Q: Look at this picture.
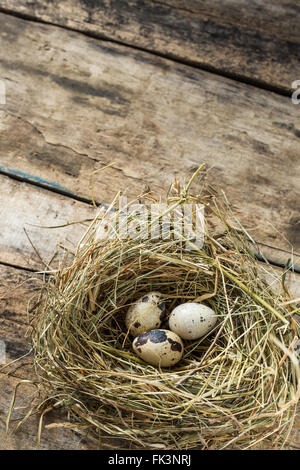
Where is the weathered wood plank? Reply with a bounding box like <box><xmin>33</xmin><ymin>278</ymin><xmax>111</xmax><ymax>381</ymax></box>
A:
<box><xmin>0</xmin><ymin>265</ymin><xmax>97</xmax><ymax>449</ymax></box>
<box><xmin>253</xmin><ymin>243</ymin><xmax>300</xmax><ymax>274</ymax></box>
<box><xmin>257</xmin><ymin>265</ymin><xmax>300</xmax><ymax>301</ymax></box>
<box><xmin>0</xmin><ymin>175</ymin><xmax>95</xmax><ymax>270</ymax></box>
<box><xmin>0</xmin><ymin>1</ymin><xmax>299</xmax><ymax>94</ymax></box>
<box><xmin>0</xmin><ymin>14</ymin><xmax>299</xmax><ymax>262</ymax></box>
<box><xmin>1</xmin><ymin>174</ymin><xmax>299</xmax><ymax>272</ymax></box>
<box><xmin>0</xmin><ymin>373</ymin><xmax>99</xmax><ymax>449</ymax></box>
<box><xmin>1</xmin><ymin>262</ymin><xmax>299</xmax><ymax>449</ymax></box>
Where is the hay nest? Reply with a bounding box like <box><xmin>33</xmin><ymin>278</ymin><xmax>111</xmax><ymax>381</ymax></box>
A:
<box><xmin>29</xmin><ymin>167</ymin><xmax>299</xmax><ymax>450</ymax></box>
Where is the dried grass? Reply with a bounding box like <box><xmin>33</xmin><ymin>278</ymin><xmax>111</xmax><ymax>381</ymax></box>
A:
<box><xmin>21</xmin><ymin>167</ymin><xmax>300</xmax><ymax>449</ymax></box>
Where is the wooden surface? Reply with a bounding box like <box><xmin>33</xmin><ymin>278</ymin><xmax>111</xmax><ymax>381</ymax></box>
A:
<box><xmin>0</xmin><ymin>175</ymin><xmax>95</xmax><ymax>270</ymax></box>
<box><xmin>0</xmin><ymin>0</ymin><xmax>299</xmax><ymax>94</ymax></box>
<box><xmin>0</xmin><ymin>1</ymin><xmax>299</xmax><ymax>450</ymax></box>
<box><xmin>0</xmin><ymin>265</ymin><xmax>98</xmax><ymax>450</ymax></box>
<box><xmin>0</xmin><ymin>13</ymin><xmax>299</xmax><ymax>265</ymax></box>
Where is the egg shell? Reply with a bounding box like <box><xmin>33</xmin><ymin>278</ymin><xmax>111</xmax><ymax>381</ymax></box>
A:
<box><xmin>169</xmin><ymin>302</ymin><xmax>217</xmax><ymax>340</ymax></box>
<box><xmin>132</xmin><ymin>329</ymin><xmax>184</xmax><ymax>367</ymax></box>
<box><xmin>125</xmin><ymin>292</ymin><xmax>166</xmax><ymax>337</ymax></box>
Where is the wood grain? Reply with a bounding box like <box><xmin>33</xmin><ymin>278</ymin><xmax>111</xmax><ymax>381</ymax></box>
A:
<box><xmin>0</xmin><ymin>173</ymin><xmax>299</xmax><ymax>272</ymax></box>
<box><xmin>0</xmin><ymin>262</ymin><xmax>299</xmax><ymax>450</ymax></box>
<box><xmin>0</xmin><ymin>13</ymin><xmax>299</xmax><ymax>262</ymax></box>
<box><xmin>0</xmin><ymin>2</ymin><xmax>299</xmax><ymax>452</ymax></box>
<box><xmin>0</xmin><ymin>175</ymin><xmax>95</xmax><ymax>270</ymax></box>
<box><xmin>0</xmin><ymin>265</ymin><xmax>96</xmax><ymax>449</ymax></box>
<box><xmin>0</xmin><ymin>1</ymin><xmax>299</xmax><ymax>94</ymax></box>
<box><xmin>0</xmin><ymin>374</ymin><xmax>99</xmax><ymax>450</ymax></box>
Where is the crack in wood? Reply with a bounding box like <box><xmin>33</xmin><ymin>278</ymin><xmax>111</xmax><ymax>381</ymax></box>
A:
<box><xmin>0</xmin><ymin>7</ymin><xmax>294</xmax><ymax>98</ymax></box>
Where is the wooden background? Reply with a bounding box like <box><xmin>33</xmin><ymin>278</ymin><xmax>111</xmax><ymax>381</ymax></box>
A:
<box><xmin>0</xmin><ymin>0</ymin><xmax>299</xmax><ymax>449</ymax></box>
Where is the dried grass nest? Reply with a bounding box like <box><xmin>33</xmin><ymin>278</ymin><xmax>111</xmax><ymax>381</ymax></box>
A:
<box><xmin>27</xmin><ymin>167</ymin><xmax>299</xmax><ymax>450</ymax></box>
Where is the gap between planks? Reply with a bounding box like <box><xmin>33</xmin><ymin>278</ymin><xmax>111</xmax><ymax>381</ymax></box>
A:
<box><xmin>0</xmin><ymin>1</ymin><xmax>298</xmax><ymax>96</ymax></box>
<box><xmin>0</xmin><ymin>12</ymin><xmax>299</xmax><ymax>263</ymax></box>
<box><xmin>0</xmin><ymin>6</ymin><xmax>291</xmax><ymax>99</ymax></box>
<box><xmin>0</xmin><ymin>168</ymin><xmax>299</xmax><ymax>274</ymax></box>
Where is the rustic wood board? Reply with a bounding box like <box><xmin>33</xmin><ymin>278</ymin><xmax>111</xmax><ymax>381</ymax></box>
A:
<box><xmin>0</xmin><ymin>1</ymin><xmax>299</xmax><ymax>94</ymax></box>
<box><xmin>0</xmin><ymin>13</ymin><xmax>299</xmax><ymax>262</ymax></box>
<box><xmin>0</xmin><ymin>175</ymin><xmax>96</xmax><ymax>270</ymax></box>
<box><xmin>1</xmin><ymin>174</ymin><xmax>299</xmax><ymax>272</ymax></box>
<box><xmin>0</xmin><ymin>374</ymin><xmax>97</xmax><ymax>450</ymax></box>
<box><xmin>0</xmin><ymin>262</ymin><xmax>300</xmax><ymax>450</ymax></box>
<box><xmin>0</xmin><ymin>0</ymin><xmax>299</xmax><ymax>453</ymax></box>
<box><xmin>0</xmin><ymin>265</ymin><xmax>97</xmax><ymax>449</ymax></box>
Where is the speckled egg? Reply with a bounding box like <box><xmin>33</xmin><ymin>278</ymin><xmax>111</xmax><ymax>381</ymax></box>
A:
<box><xmin>125</xmin><ymin>292</ymin><xmax>166</xmax><ymax>337</ymax></box>
<box><xmin>169</xmin><ymin>302</ymin><xmax>217</xmax><ymax>340</ymax></box>
<box><xmin>132</xmin><ymin>329</ymin><xmax>184</xmax><ymax>367</ymax></box>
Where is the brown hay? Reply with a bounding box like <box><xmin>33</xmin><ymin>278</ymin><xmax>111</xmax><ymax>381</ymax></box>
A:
<box><xmin>21</xmin><ymin>167</ymin><xmax>300</xmax><ymax>449</ymax></box>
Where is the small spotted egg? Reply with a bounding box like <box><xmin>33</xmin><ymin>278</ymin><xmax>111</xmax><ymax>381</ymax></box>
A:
<box><xmin>132</xmin><ymin>329</ymin><xmax>184</xmax><ymax>367</ymax></box>
<box><xmin>169</xmin><ymin>302</ymin><xmax>217</xmax><ymax>340</ymax></box>
<box><xmin>125</xmin><ymin>292</ymin><xmax>166</xmax><ymax>337</ymax></box>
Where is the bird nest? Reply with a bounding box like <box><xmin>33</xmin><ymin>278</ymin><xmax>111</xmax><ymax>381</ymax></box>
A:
<box><xmin>25</xmin><ymin>167</ymin><xmax>299</xmax><ymax>449</ymax></box>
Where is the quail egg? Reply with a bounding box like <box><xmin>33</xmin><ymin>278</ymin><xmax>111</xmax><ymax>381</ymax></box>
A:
<box><xmin>169</xmin><ymin>302</ymin><xmax>217</xmax><ymax>340</ymax></box>
<box><xmin>125</xmin><ymin>292</ymin><xmax>166</xmax><ymax>337</ymax></box>
<box><xmin>132</xmin><ymin>329</ymin><xmax>184</xmax><ymax>367</ymax></box>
